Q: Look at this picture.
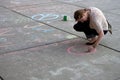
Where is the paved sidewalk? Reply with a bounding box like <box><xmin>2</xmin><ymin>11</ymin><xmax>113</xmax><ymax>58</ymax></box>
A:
<box><xmin>0</xmin><ymin>0</ymin><xmax>120</xmax><ymax>80</ymax></box>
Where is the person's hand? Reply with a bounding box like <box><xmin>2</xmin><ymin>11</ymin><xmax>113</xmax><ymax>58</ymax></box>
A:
<box><xmin>87</xmin><ymin>46</ymin><xmax>96</xmax><ymax>53</ymax></box>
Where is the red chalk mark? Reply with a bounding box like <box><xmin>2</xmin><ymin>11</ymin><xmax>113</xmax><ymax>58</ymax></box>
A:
<box><xmin>67</xmin><ymin>45</ymin><xmax>96</xmax><ymax>56</ymax></box>
<box><xmin>0</xmin><ymin>51</ymin><xmax>22</xmax><ymax>58</ymax></box>
<box><xmin>0</xmin><ymin>28</ymin><xmax>14</xmax><ymax>37</ymax></box>
<box><xmin>0</xmin><ymin>42</ymin><xmax>13</xmax><ymax>48</ymax></box>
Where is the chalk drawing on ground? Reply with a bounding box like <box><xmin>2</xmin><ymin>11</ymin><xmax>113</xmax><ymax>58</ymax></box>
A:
<box><xmin>22</xmin><ymin>24</ymin><xmax>57</xmax><ymax>43</ymax></box>
<box><xmin>0</xmin><ymin>38</ymin><xmax>7</xmax><ymax>42</ymax></box>
<box><xmin>0</xmin><ymin>28</ymin><xmax>14</xmax><ymax>37</ymax></box>
<box><xmin>24</xmin><ymin>24</ymin><xmax>55</xmax><ymax>33</ymax></box>
<box><xmin>66</xmin><ymin>35</ymin><xmax>77</xmax><ymax>39</ymax></box>
<box><xmin>49</xmin><ymin>61</ymin><xmax>103</xmax><ymax>80</ymax></box>
<box><xmin>10</xmin><ymin>0</ymin><xmax>20</xmax><ymax>4</ymax></box>
<box><xmin>0</xmin><ymin>42</ymin><xmax>13</xmax><ymax>48</ymax></box>
<box><xmin>15</xmin><ymin>17</ymin><xmax>32</xmax><ymax>24</ymax></box>
<box><xmin>31</xmin><ymin>13</ymin><xmax>60</xmax><ymax>21</ymax></box>
<box><xmin>0</xmin><ymin>28</ymin><xmax>15</xmax><ymax>48</ymax></box>
<box><xmin>67</xmin><ymin>45</ymin><xmax>95</xmax><ymax>56</ymax></box>
<box><xmin>29</xmin><ymin>77</ymin><xmax>49</xmax><ymax>80</ymax></box>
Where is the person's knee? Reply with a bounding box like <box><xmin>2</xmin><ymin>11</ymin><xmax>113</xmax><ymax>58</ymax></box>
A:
<box><xmin>73</xmin><ymin>23</ymin><xmax>83</xmax><ymax>32</ymax></box>
<box><xmin>73</xmin><ymin>24</ymin><xmax>79</xmax><ymax>31</ymax></box>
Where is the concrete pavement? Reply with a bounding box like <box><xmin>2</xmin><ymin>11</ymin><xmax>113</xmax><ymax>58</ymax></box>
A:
<box><xmin>0</xmin><ymin>0</ymin><xmax>120</xmax><ymax>80</ymax></box>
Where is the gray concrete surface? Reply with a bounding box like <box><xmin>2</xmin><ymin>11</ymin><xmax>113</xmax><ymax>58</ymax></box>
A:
<box><xmin>0</xmin><ymin>0</ymin><xmax>120</xmax><ymax>80</ymax></box>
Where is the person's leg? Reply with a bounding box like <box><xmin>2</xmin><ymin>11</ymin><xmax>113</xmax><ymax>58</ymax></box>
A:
<box><xmin>73</xmin><ymin>21</ymin><xmax>99</xmax><ymax>44</ymax></box>
<box><xmin>86</xmin><ymin>30</ymin><xmax>108</xmax><ymax>45</ymax></box>
<box><xmin>85</xmin><ymin>29</ymin><xmax>98</xmax><ymax>45</ymax></box>
<box><xmin>73</xmin><ymin>20</ymin><xmax>94</xmax><ymax>38</ymax></box>
<box><xmin>73</xmin><ymin>21</ymin><xmax>87</xmax><ymax>32</ymax></box>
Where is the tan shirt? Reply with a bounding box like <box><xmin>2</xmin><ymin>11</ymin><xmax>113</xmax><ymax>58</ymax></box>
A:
<box><xmin>88</xmin><ymin>7</ymin><xmax>108</xmax><ymax>33</ymax></box>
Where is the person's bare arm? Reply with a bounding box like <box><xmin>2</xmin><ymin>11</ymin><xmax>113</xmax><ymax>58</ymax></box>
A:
<box><xmin>93</xmin><ymin>29</ymin><xmax>104</xmax><ymax>48</ymax></box>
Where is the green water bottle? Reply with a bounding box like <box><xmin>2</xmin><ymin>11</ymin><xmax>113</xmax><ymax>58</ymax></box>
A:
<box><xmin>63</xmin><ymin>16</ymin><xmax>67</xmax><ymax>21</ymax></box>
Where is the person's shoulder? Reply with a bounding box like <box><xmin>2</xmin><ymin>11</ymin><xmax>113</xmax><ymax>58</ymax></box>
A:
<box><xmin>89</xmin><ymin>7</ymin><xmax>103</xmax><ymax>15</ymax></box>
<box><xmin>88</xmin><ymin>7</ymin><xmax>100</xmax><ymax>10</ymax></box>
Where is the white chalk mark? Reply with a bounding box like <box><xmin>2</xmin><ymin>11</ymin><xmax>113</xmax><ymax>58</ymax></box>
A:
<box><xmin>30</xmin><ymin>77</ymin><xmax>49</xmax><ymax>80</ymax></box>
<box><xmin>31</xmin><ymin>13</ymin><xmax>59</xmax><ymax>21</ymax></box>
<box><xmin>49</xmin><ymin>61</ymin><xmax>103</xmax><ymax>80</ymax></box>
<box><xmin>49</xmin><ymin>67</ymin><xmax>74</xmax><ymax>76</ymax></box>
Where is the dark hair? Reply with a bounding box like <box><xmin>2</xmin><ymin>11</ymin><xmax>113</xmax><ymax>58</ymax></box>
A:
<box><xmin>74</xmin><ymin>9</ymin><xmax>87</xmax><ymax>21</ymax></box>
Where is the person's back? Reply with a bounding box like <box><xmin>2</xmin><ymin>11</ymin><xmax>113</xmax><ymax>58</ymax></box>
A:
<box><xmin>88</xmin><ymin>7</ymin><xmax>108</xmax><ymax>33</ymax></box>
